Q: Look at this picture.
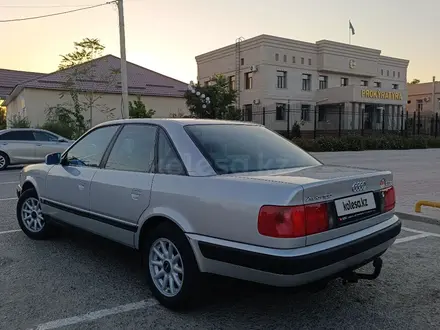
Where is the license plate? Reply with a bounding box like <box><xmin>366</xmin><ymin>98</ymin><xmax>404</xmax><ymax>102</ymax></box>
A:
<box><xmin>335</xmin><ymin>192</ymin><xmax>376</xmax><ymax>217</ymax></box>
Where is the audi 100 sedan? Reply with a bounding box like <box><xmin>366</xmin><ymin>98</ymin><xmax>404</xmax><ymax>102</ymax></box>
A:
<box><xmin>16</xmin><ymin>118</ymin><xmax>400</xmax><ymax>310</ymax></box>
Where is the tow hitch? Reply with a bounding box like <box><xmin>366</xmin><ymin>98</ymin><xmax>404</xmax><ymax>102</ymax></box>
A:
<box><xmin>341</xmin><ymin>257</ymin><xmax>383</xmax><ymax>284</ymax></box>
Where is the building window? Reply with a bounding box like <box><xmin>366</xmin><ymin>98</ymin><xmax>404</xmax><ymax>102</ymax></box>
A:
<box><xmin>319</xmin><ymin>75</ymin><xmax>328</xmax><ymax>89</ymax></box>
<box><xmin>228</xmin><ymin>75</ymin><xmax>236</xmax><ymax>90</ymax></box>
<box><xmin>292</xmin><ymin>56</ymin><xmax>296</xmax><ymax>63</ymax></box>
<box><xmin>374</xmin><ymin>81</ymin><xmax>381</xmax><ymax>88</ymax></box>
<box><xmin>276</xmin><ymin>70</ymin><xmax>287</xmax><ymax>89</ymax></box>
<box><xmin>243</xmin><ymin>104</ymin><xmax>252</xmax><ymax>121</ymax></box>
<box><xmin>393</xmin><ymin>71</ymin><xmax>396</xmax><ymax>77</ymax></box>
<box><xmin>381</xmin><ymin>69</ymin><xmax>384</xmax><ymax>75</ymax></box>
<box><xmin>392</xmin><ymin>84</ymin><xmax>399</xmax><ymax>90</ymax></box>
<box><xmin>241</xmin><ymin>58</ymin><xmax>244</xmax><ymax>65</ymax></box>
<box><xmin>341</xmin><ymin>77</ymin><xmax>349</xmax><ymax>86</ymax></box>
<box><xmin>308</xmin><ymin>58</ymin><xmax>312</xmax><ymax>65</ymax></box>
<box><xmin>245</xmin><ymin>72</ymin><xmax>253</xmax><ymax>89</ymax></box>
<box><xmin>302</xmin><ymin>74</ymin><xmax>311</xmax><ymax>91</ymax></box>
<box><xmin>416</xmin><ymin>100</ymin><xmax>423</xmax><ymax>112</ymax></box>
<box><xmin>301</xmin><ymin>104</ymin><xmax>311</xmax><ymax>122</ymax></box>
<box><xmin>301</xmin><ymin>57</ymin><xmax>305</xmax><ymax>64</ymax></box>
<box><xmin>275</xmin><ymin>53</ymin><xmax>279</xmax><ymax>61</ymax></box>
<box><xmin>398</xmin><ymin>72</ymin><xmax>400</xmax><ymax>78</ymax></box>
<box><xmin>276</xmin><ymin>103</ymin><xmax>286</xmax><ymax>120</ymax></box>
<box><xmin>361</xmin><ymin>80</ymin><xmax>368</xmax><ymax>86</ymax></box>
<box><xmin>283</xmin><ymin>54</ymin><xmax>287</xmax><ymax>62</ymax></box>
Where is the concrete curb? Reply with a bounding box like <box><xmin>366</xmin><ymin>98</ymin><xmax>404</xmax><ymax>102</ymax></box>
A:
<box><xmin>395</xmin><ymin>212</ymin><xmax>440</xmax><ymax>226</ymax></box>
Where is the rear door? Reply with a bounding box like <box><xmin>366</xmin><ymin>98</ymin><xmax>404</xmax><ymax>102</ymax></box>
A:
<box><xmin>0</xmin><ymin>130</ymin><xmax>36</xmax><ymax>164</ymax></box>
<box><xmin>33</xmin><ymin>130</ymin><xmax>69</xmax><ymax>160</ymax></box>
<box><xmin>88</xmin><ymin>123</ymin><xmax>158</xmax><ymax>246</ymax></box>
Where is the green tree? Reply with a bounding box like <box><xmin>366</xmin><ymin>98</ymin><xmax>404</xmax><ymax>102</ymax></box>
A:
<box><xmin>46</xmin><ymin>37</ymin><xmax>119</xmax><ymax>138</ymax></box>
<box><xmin>128</xmin><ymin>95</ymin><xmax>155</xmax><ymax>118</ymax></box>
<box><xmin>409</xmin><ymin>78</ymin><xmax>420</xmax><ymax>84</ymax></box>
<box><xmin>0</xmin><ymin>107</ymin><xmax>6</xmax><ymax>129</ymax></box>
<box><xmin>184</xmin><ymin>74</ymin><xmax>240</xmax><ymax>120</ymax></box>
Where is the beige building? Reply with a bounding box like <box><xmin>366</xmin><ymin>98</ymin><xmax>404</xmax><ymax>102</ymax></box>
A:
<box><xmin>4</xmin><ymin>55</ymin><xmax>188</xmax><ymax>127</ymax></box>
<box><xmin>196</xmin><ymin>34</ymin><xmax>409</xmax><ymax>134</ymax></box>
<box><xmin>407</xmin><ymin>78</ymin><xmax>440</xmax><ymax>114</ymax></box>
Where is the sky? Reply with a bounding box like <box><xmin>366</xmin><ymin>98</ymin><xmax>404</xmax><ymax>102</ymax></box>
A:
<box><xmin>0</xmin><ymin>0</ymin><xmax>438</xmax><ymax>84</ymax></box>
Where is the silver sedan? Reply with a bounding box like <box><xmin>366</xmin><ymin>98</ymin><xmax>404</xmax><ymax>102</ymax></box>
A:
<box><xmin>0</xmin><ymin>128</ymin><xmax>72</xmax><ymax>170</ymax></box>
<box><xmin>15</xmin><ymin>118</ymin><xmax>400</xmax><ymax>310</ymax></box>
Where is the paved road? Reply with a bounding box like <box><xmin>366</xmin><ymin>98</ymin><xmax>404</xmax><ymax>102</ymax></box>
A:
<box><xmin>312</xmin><ymin>149</ymin><xmax>440</xmax><ymax>220</ymax></box>
<box><xmin>1</xmin><ymin>154</ymin><xmax>440</xmax><ymax>329</ymax></box>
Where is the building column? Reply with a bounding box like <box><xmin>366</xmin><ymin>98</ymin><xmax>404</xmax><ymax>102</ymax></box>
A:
<box><xmin>359</xmin><ymin>103</ymin><xmax>365</xmax><ymax>130</ymax></box>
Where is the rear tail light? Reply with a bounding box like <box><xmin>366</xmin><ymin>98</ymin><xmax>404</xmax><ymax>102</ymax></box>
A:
<box><xmin>258</xmin><ymin>203</ymin><xmax>328</xmax><ymax>238</ymax></box>
<box><xmin>383</xmin><ymin>186</ymin><xmax>395</xmax><ymax>212</ymax></box>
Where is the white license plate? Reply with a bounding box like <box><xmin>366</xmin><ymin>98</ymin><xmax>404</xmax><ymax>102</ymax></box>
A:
<box><xmin>335</xmin><ymin>192</ymin><xmax>376</xmax><ymax>217</ymax></box>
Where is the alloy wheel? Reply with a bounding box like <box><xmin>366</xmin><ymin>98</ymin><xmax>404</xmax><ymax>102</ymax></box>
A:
<box><xmin>149</xmin><ymin>238</ymin><xmax>184</xmax><ymax>297</ymax></box>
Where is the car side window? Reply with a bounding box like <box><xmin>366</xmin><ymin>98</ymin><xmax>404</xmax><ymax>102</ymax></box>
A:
<box><xmin>157</xmin><ymin>129</ymin><xmax>186</xmax><ymax>175</ymax></box>
<box><xmin>33</xmin><ymin>131</ymin><xmax>58</xmax><ymax>142</ymax></box>
<box><xmin>0</xmin><ymin>131</ymin><xmax>35</xmax><ymax>141</ymax></box>
<box><xmin>105</xmin><ymin>124</ymin><xmax>157</xmax><ymax>173</ymax></box>
<box><xmin>65</xmin><ymin>125</ymin><xmax>119</xmax><ymax>167</ymax></box>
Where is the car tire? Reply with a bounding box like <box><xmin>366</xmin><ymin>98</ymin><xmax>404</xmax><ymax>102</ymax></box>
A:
<box><xmin>0</xmin><ymin>151</ymin><xmax>9</xmax><ymax>171</ymax></box>
<box><xmin>17</xmin><ymin>188</ymin><xmax>56</xmax><ymax>240</ymax></box>
<box><xmin>143</xmin><ymin>222</ymin><xmax>203</xmax><ymax>311</ymax></box>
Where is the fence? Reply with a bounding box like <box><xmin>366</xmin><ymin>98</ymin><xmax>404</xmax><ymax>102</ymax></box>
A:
<box><xmin>240</xmin><ymin>104</ymin><xmax>440</xmax><ymax>139</ymax></box>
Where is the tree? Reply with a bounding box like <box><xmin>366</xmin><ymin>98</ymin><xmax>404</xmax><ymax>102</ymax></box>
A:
<box><xmin>129</xmin><ymin>95</ymin><xmax>155</xmax><ymax>118</ymax></box>
<box><xmin>184</xmin><ymin>74</ymin><xmax>240</xmax><ymax>120</ymax></box>
<box><xmin>46</xmin><ymin>38</ymin><xmax>119</xmax><ymax>138</ymax></box>
<box><xmin>0</xmin><ymin>107</ymin><xmax>6</xmax><ymax>129</ymax></box>
<box><xmin>409</xmin><ymin>78</ymin><xmax>420</xmax><ymax>84</ymax></box>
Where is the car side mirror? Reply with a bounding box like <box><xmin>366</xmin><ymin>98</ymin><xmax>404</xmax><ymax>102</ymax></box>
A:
<box><xmin>57</xmin><ymin>137</ymin><xmax>67</xmax><ymax>143</ymax></box>
<box><xmin>45</xmin><ymin>152</ymin><xmax>61</xmax><ymax>165</ymax></box>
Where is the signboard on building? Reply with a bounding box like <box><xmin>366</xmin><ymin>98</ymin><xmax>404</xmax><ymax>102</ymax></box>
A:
<box><xmin>361</xmin><ymin>90</ymin><xmax>403</xmax><ymax>101</ymax></box>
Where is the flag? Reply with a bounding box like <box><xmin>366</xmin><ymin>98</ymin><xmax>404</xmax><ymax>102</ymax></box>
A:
<box><xmin>349</xmin><ymin>20</ymin><xmax>355</xmax><ymax>35</ymax></box>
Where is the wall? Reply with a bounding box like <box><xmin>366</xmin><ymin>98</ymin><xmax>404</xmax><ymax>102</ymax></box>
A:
<box><xmin>6</xmin><ymin>88</ymin><xmax>188</xmax><ymax>127</ymax></box>
<box><xmin>407</xmin><ymin>81</ymin><xmax>440</xmax><ymax>113</ymax></box>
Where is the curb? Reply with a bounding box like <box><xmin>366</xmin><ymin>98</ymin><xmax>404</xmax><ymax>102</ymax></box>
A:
<box><xmin>395</xmin><ymin>212</ymin><xmax>440</xmax><ymax>226</ymax></box>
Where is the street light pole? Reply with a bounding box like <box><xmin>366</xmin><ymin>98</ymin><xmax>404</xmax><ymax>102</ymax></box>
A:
<box><xmin>117</xmin><ymin>0</ymin><xmax>129</xmax><ymax>119</ymax></box>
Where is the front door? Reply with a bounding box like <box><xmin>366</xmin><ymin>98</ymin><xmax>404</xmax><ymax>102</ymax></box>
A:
<box><xmin>0</xmin><ymin>130</ymin><xmax>36</xmax><ymax>164</ymax></box>
<box><xmin>89</xmin><ymin>124</ymin><xmax>158</xmax><ymax>246</ymax></box>
<box><xmin>42</xmin><ymin>125</ymin><xmax>121</xmax><ymax>227</ymax></box>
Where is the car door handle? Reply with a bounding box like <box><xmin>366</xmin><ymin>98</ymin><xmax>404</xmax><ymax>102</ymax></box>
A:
<box><xmin>36</xmin><ymin>144</ymin><xmax>42</xmax><ymax>146</ymax></box>
<box><xmin>131</xmin><ymin>188</ymin><xmax>142</xmax><ymax>200</ymax></box>
<box><xmin>78</xmin><ymin>184</ymin><xmax>85</xmax><ymax>191</ymax></box>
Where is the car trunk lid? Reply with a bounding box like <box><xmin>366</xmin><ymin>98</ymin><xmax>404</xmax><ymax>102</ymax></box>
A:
<box><xmin>229</xmin><ymin>165</ymin><xmax>394</xmax><ymax>245</ymax></box>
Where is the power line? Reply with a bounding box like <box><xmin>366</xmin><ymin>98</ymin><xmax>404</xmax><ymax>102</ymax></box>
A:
<box><xmin>0</xmin><ymin>4</ymin><xmax>97</xmax><ymax>8</ymax></box>
<box><xmin>0</xmin><ymin>2</ymin><xmax>116</xmax><ymax>23</ymax></box>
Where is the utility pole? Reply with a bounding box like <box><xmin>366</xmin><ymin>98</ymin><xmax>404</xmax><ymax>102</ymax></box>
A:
<box><xmin>117</xmin><ymin>0</ymin><xmax>129</xmax><ymax>119</ymax></box>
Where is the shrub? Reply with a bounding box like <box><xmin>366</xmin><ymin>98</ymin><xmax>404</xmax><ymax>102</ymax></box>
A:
<box><xmin>292</xmin><ymin>135</ymin><xmax>440</xmax><ymax>152</ymax></box>
<box><xmin>8</xmin><ymin>114</ymin><xmax>31</xmax><ymax>128</ymax></box>
<box><xmin>41</xmin><ymin>121</ymin><xmax>75</xmax><ymax>140</ymax></box>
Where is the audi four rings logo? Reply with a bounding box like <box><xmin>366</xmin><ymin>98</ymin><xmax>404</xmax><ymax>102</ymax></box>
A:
<box><xmin>352</xmin><ymin>181</ymin><xmax>367</xmax><ymax>192</ymax></box>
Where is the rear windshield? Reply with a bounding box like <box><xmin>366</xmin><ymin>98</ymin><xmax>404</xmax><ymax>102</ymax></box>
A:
<box><xmin>184</xmin><ymin>124</ymin><xmax>321</xmax><ymax>174</ymax></box>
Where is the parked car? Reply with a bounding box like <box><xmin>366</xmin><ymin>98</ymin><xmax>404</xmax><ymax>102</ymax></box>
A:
<box><xmin>16</xmin><ymin>119</ymin><xmax>400</xmax><ymax>310</ymax></box>
<box><xmin>0</xmin><ymin>128</ymin><xmax>72</xmax><ymax>170</ymax></box>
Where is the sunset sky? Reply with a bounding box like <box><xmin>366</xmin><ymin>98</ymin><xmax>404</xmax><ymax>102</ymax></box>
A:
<box><xmin>0</xmin><ymin>0</ymin><xmax>438</xmax><ymax>84</ymax></box>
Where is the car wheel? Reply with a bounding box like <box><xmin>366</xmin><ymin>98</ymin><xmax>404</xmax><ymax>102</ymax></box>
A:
<box><xmin>143</xmin><ymin>222</ymin><xmax>203</xmax><ymax>310</ymax></box>
<box><xmin>16</xmin><ymin>188</ymin><xmax>55</xmax><ymax>240</ymax></box>
<box><xmin>0</xmin><ymin>152</ymin><xmax>9</xmax><ymax>171</ymax></box>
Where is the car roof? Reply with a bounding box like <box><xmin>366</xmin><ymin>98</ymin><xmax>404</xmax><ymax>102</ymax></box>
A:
<box><xmin>94</xmin><ymin>118</ymin><xmax>261</xmax><ymax>129</ymax></box>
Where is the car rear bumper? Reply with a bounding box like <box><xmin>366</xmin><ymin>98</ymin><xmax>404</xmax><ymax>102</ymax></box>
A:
<box><xmin>187</xmin><ymin>215</ymin><xmax>401</xmax><ymax>287</ymax></box>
